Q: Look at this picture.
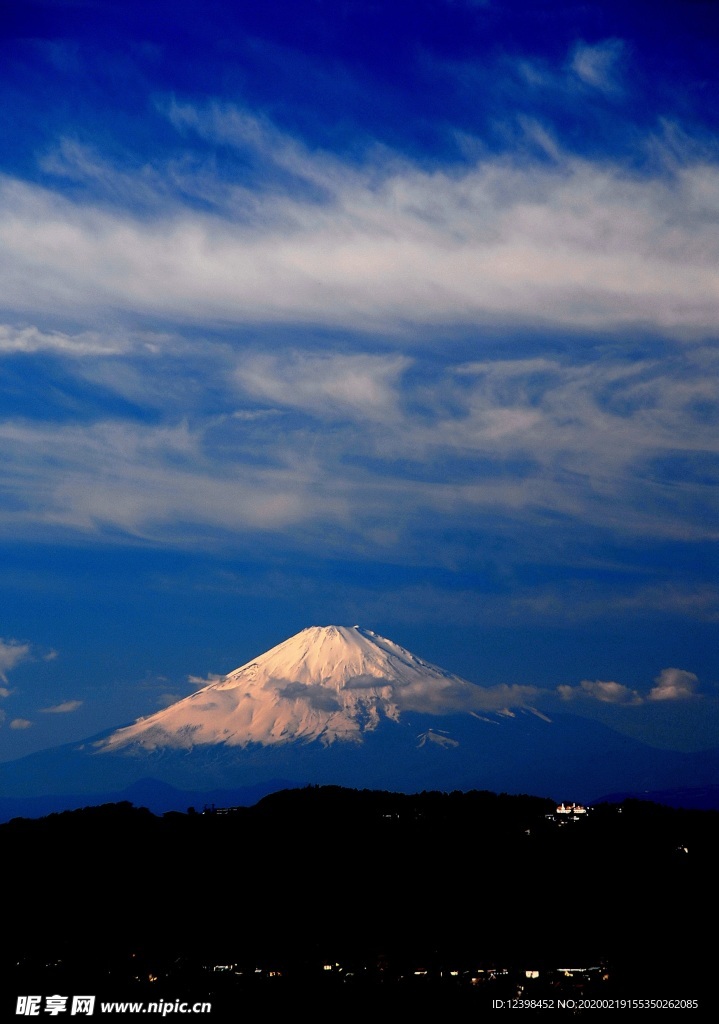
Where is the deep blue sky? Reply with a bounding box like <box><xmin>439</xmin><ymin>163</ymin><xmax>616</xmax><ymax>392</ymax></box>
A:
<box><xmin>1</xmin><ymin>0</ymin><xmax>718</xmax><ymax>761</ymax></box>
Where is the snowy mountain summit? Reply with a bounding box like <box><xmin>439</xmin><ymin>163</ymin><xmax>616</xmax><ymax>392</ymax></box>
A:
<box><xmin>100</xmin><ymin>625</ymin><xmax>484</xmax><ymax>753</ymax></box>
<box><xmin>8</xmin><ymin>625</ymin><xmax>700</xmax><ymax>808</ymax></box>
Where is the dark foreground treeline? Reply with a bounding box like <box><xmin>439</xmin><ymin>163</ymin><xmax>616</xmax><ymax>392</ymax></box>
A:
<box><xmin>2</xmin><ymin>786</ymin><xmax>716</xmax><ymax>1007</ymax></box>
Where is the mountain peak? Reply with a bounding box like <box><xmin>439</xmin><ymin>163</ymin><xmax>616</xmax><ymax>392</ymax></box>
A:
<box><xmin>99</xmin><ymin>624</ymin><xmax>479</xmax><ymax>754</ymax></box>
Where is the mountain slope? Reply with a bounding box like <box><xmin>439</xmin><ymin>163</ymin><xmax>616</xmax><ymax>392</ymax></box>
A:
<box><xmin>99</xmin><ymin>624</ymin><xmax>492</xmax><ymax>752</ymax></box>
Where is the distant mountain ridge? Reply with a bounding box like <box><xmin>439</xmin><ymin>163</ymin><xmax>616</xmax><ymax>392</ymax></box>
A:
<box><xmin>0</xmin><ymin>777</ymin><xmax>292</xmax><ymax>823</ymax></box>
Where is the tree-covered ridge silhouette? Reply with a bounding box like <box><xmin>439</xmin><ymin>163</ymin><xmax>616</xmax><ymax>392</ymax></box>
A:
<box><xmin>2</xmin><ymin>785</ymin><xmax>716</xmax><ymax>1004</ymax></box>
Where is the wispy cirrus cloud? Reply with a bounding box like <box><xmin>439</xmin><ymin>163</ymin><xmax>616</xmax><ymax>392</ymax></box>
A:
<box><xmin>235</xmin><ymin>351</ymin><xmax>411</xmax><ymax>423</ymax></box>
<box><xmin>40</xmin><ymin>700</ymin><xmax>83</xmax><ymax>714</ymax></box>
<box><xmin>1</xmin><ymin>109</ymin><xmax>719</xmax><ymax>336</ymax></box>
<box><xmin>0</xmin><ymin>640</ymin><xmax>31</xmax><ymax>684</ymax></box>
<box><xmin>0</xmin><ymin>324</ymin><xmax>129</xmax><ymax>357</ymax></box>
<box><xmin>569</xmin><ymin>39</ymin><xmax>626</xmax><ymax>93</ymax></box>
<box><xmin>508</xmin><ymin>583</ymin><xmax>719</xmax><ymax>626</ymax></box>
<box><xmin>0</xmin><ymin>335</ymin><xmax>716</xmax><ymax>561</ymax></box>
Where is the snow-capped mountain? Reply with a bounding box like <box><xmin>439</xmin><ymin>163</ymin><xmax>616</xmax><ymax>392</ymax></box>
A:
<box><xmin>4</xmin><ymin>623</ymin><xmax>719</xmax><ymax>820</ymax></box>
<box><xmin>99</xmin><ymin>625</ymin><xmax>492</xmax><ymax>753</ymax></box>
